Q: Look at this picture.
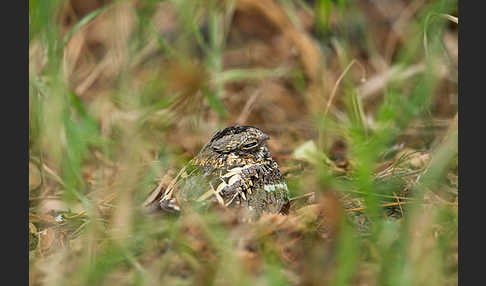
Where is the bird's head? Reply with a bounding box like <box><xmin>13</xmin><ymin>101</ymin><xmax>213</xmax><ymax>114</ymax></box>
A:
<box><xmin>194</xmin><ymin>126</ymin><xmax>272</xmax><ymax>170</ymax></box>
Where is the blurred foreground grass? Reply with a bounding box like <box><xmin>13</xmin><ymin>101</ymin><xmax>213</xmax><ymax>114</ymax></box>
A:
<box><xmin>29</xmin><ymin>0</ymin><xmax>457</xmax><ymax>285</ymax></box>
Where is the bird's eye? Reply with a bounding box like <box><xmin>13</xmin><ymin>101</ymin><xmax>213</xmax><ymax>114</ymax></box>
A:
<box><xmin>242</xmin><ymin>141</ymin><xmax>258</xmax><ymax>149</ymax></box>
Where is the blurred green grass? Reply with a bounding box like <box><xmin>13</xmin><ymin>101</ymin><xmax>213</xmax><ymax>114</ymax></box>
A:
<box><xmin>29</xmin><ymin>0</ymin><xmax>457</xmax><ymax>285</ymax></box>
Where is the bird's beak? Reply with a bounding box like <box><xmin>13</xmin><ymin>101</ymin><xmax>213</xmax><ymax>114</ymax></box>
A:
<box><xmin>263</xmin><ymin>134</ymin><xmax>270</xmax><ymax>141</ymax></box>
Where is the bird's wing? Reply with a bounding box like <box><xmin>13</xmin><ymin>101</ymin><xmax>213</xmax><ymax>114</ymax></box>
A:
<box><xmin>144</xmin><ymin>162</ymin><xmax>222</xmax><ymax>213</ymax></box>
<box><xmin>143</xmin><ymin>164</ymin><xmax>194</xmax><ymax>212</ymax></box>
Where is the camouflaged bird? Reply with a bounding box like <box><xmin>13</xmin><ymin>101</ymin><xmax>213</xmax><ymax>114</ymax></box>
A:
<box><xmin>145</xmin><ymin>126</ymin><xmax>290</xmax><ymax>217</ymax></box>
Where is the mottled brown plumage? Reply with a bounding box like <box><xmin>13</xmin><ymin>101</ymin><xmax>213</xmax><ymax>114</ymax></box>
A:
<box><xmin>151</xmin><ymin>126</ymin><xmax>289</xmax><ymax>217</ymax></box>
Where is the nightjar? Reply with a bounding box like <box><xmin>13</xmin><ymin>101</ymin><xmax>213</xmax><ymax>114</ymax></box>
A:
<box><xmin>145</xmin><ymin>126</ymin><xmax>289</xmax><ymax>217</ymax></box>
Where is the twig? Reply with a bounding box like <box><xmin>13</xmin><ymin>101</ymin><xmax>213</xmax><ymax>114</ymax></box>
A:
<box><xmin>394</xmin><ymin>192</ymin><xmax>404</xmax><ymax>217</ymax></box>
<box><xmin>342</xmin><ymin>189</ymin><xmax>417</xmax><ymax>201</ymax></box>
<box><xmin>289</xmin><ymin>192</ymin><xmax>315</xmax><ymax>202</ymax></box>
<box><xmin>344</xmin><ymin>201</ymin><xmax>411</xmax><ymax>213</ymax></box>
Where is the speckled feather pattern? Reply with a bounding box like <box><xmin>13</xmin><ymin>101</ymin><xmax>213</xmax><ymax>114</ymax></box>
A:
<box><xmin>158</xmin><ymin>126</ymin><xmax>289</xmax><ymax>216</ymax></box>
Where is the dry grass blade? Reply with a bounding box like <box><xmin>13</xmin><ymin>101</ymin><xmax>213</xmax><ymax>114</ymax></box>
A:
<box><xmin>440</xmin><ymin>14</ymin><xmax>458</xmax><ymax>24</ymax></box>
<box><xmin>143</xmin><ymin>167</ymin><xmax>185</xmax><ymax>207</ymax></box>
<box><xmin>235</xmin><ymin>90</ymin><xmax>261</xmax><ymax>125</ymax></box>
<box><xmin>42</xmin><ymin>163</ymin><xmax>67</xmax><ymax>188</ymax></box>
<box><xmin>324</xmin><ymin>59</ymin><xmax>366</xmax><ymax>117</ymax></box>
<box><xmin>424</xmin><ymin>13</ymin><xmax>458</xmax><ymax>57</ymax></box>
<box><xmin>62</xmin><ymin>4</ymin><xmax>112</xmax><ymax>47</ymax></box>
